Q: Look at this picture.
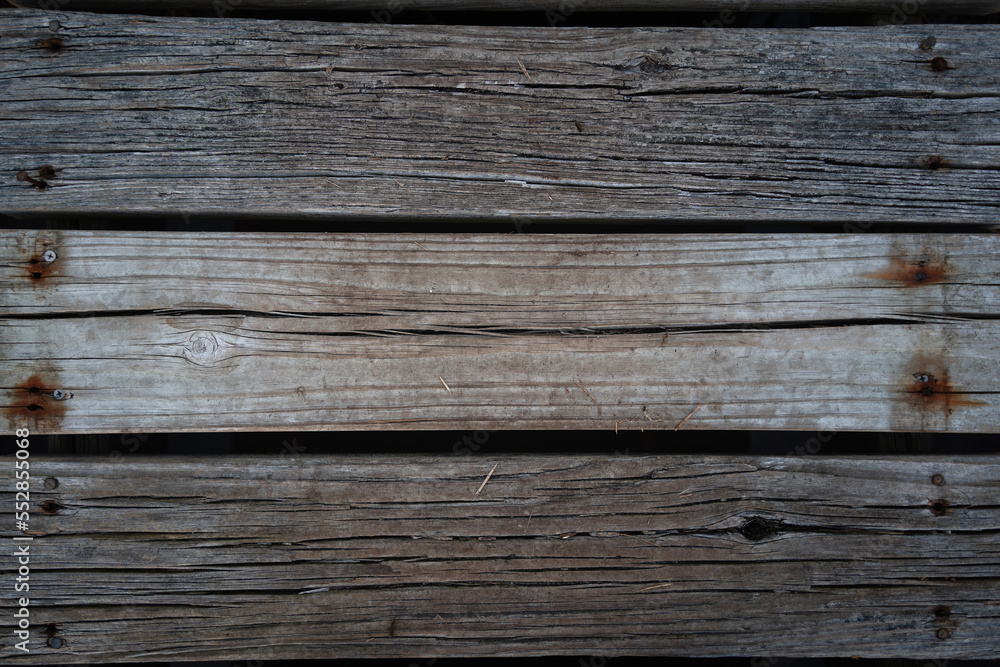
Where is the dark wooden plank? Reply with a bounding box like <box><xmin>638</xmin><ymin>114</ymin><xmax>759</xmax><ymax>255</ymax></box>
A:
<box><xmin>2</xmin><ymin>454</ymin><xmax>999</xmax><ymax>662</ymax></box>
<box><xmin>2</xmin><ymin>230</ymin><xmax>999</xmax><ymax>434</ymax></box>
<box><xmin>8</xmin><ymin>0</ymin><xmax>1000</xmax><ymax>14</ymax></box>
<box><xmin>2</xmin><ymin>11</ymin><xmax>1000</xmax><ymax>223</ymax></box>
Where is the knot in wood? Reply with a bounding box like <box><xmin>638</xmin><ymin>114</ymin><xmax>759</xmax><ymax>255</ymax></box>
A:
<box><xmin>182</xmin><ymin>331</ymin><xmax>224</xmax><ymax>366</ymax></box>
<box><xmin>738</xmin><ymin>516</ymin><xmax>782</xmax><ymax>542</ymax></box>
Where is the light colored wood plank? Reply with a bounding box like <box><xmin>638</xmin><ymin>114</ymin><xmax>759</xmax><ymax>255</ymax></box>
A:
<box><xmin>2</xmin><ymin>11</ymin><xmax>1000</xmax><ymax>223</ymax></box>
<box><xmin>3</xmin><ymin>454</ymin><xmax>998</xmax><ymax>662</ymax></box>
<box><xmin>2</xmin><ymin>231</ymin><xmax>998</xmax><ymax>433</ymax></box>
<box><xmin>4</xmin><ymin>230</ymin><xmax>999</xmax><ymax>322</ymax></box>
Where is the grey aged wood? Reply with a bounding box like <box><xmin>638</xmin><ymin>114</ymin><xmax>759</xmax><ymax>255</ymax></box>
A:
<box><xmin>9</xmin><ymin>0</ymin><xmax>1000</xmax><ymax>12</ymax></box>
<box><xmin>2</xmin><ymin>230</ymin><xmax>998</xmax><ymax>434</ymax></box>
<box><xmin>2</xmin><ymin>11</ymin><xmax>1000</xmax><ymax>223</ymax></box>
<box><xmin>2</xmin><ymin>454</ymin><xmax>998</xmax><ymax>662</ymax></box>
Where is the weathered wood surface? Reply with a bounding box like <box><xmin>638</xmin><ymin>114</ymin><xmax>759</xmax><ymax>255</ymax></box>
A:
<box><xmin>2</xmin><ymin>454</ymin><xmax>998</xmax><ymax>662</ymax></box>
<box><xmin>9</xmin><ymin>0</ymin><xmax>1000</xmax><ymax>13</ymax></box>
<box><xmin>3</xmin><ymin>11</ymin><xmax>1000</xmax><ymax>223</ymax></box>
<box><xmin>2</xmin><ymin>230</ymin><xmax>999</xmax><ymax>434</ymax></box>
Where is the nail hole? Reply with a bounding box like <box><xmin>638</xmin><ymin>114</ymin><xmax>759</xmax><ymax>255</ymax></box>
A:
<box><xmin>26</xmin><ymin>404</ymin><xmax>44</xmax><ymax>412</ymax></box>
<box><xmin>40</xmin><ymin>500</ymin><xmax>62</xmax><ymax>514</ymax></box>
<box><xmin>924</xmin><ymin>155</ymin><xmax>945</xmax><ymax>171</ymax></box>
<box><xmin>915</xmin><ymin>271</ymin><xmax>928</xmax><ymax>282</ymax></box>
<box><xmin>36</xmin><ymin>37</ymin><xmax>63</xmax><ymax>52</ymax></box>
<box><xmin>27</xmin><ymin>386</ymin><xmax>42</xmax><ymax>395</ymax></box>
<box><xmin>929</xmin><ymin>499</ymin><xmax>949</xmax><ymax>516</ymax></box>
<box><xmin>930</xmin><ymin>57</ymin><xmax>949</xmax><ymax>72</ymax></box>
<box><xmin>933</xmin><ymin>605</ymin><xmax>951</xmax><ymax>619</ymax></box>
<box><xmin>30</xmin><ymin>272</ymin><xmax>43</xmax><ymax>280</ymax></box>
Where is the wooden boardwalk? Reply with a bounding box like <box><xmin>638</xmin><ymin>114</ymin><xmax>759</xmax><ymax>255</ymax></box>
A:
<box><xmin>1</xmin><ymin>0</ymin><xmax>998</xmax><ymax>662</ymax></box>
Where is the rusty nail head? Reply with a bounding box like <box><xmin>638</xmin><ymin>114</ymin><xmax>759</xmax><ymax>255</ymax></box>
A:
<box><xmin>919</xmin><ymin>36</ymin><xmax>936</xmax><ymax>51</ymax></box>
<box><xmin>932</xmin><ymin>474</ymin><xmax>945</xmax><ymax>486</ymax></box>
<box><xmin>936</xmin><ymin>628</ymin><xmax>951</xmax><ymax>640</ymax></box>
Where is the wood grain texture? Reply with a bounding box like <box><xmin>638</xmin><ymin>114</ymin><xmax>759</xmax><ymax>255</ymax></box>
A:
<box><xmin>2</xmin><ymin>230</ymin><xmax>998</xmax><ymax>434</ymax></box>
<box><xmin>2</xmin><ymin>454</ymin><xmax>999</xmax><ymax>662</ymax></box>
<box><xmin>11</xmin><ymin>0</ymin><xmax>1000</xmax><ymax>11</ymax></box>
<box><xmin>9</xmin><ymin>0</ymin><xmax>1000</xmax><ymax>13</ymax></box>
<box><xmin>2</xmin><ymin>11</ymin><xmax>1000</xmax><ymax>223</ymax></box>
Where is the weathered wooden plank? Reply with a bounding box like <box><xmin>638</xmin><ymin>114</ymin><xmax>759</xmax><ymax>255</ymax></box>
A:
<box><xmin>9</xmin><ymin>0</ymin><xmax>1000</xmax><ymax>13</ymax></box>
<box><xmin>2</xmin><ymin>454</ymin><xmax>998</xmax><ymax>662</ymax></box>
<box><xmin>2</xmin><ymin>11</ymin><xmax>999</xmax><ymax>223</ymax></box>
<box><xmin>5</xmin><ymin>230</ymin><xmax>999</xmax><ymax>321</ymax></box>
<box><xmin>2</xmin><ymin>230</ymin><xmax>998</xmax><ymax>434</ymax></box>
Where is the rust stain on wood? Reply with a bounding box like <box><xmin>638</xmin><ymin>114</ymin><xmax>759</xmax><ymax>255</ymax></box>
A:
<box><xmin>36</xmin><ymin>37</ymin><xmax>64</xmax><ymax>52</ymax></box>
<box><xmin>929</xmin><ymin>498</ymin><xmax>950</xmax><ymax>516</ymax></box>
<box><xmin>864</xmin><ymin>258</ymin><xmax>947</xmax><ymax>287</ymax></box>
<box><xmin>909</xmin><ymin>367</ymin><xmax>987</xmax><ymax>414</ymax></box>
<box><xmin>24</xmin><ymin>254</ymin><xmax>59</xmax><ymax>283</ymax></box>
<box><xmin>13</xmin><ymin>230</ymin><xmax>62</xmax><ymax>284</ymax></box>
<box><xmin>4</xmin><ymin>373</ymin><xmax>68</xmax><ymax>433</ymax></box>
<box><xmin>15</xmin><ymin>165</ymin><xmax>59</xmax><ymax>190</ymax></box>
